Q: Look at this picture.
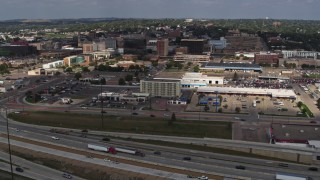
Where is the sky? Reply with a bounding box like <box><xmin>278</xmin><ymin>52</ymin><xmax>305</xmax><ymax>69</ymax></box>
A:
<box><xmin>0</xmin><ymin>0</ymin><xmax>319</xmax><ymax>20</ymax></box>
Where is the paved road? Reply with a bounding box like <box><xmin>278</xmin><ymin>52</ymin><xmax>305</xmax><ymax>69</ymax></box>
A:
<box><xmin>0</xmin><ymin>151</ymin><xmax>85</xmax><ymax>180</ymax></box>
<box><xmin>0</xmin><ymin>137</ymin><xmax>192</xmax><ymax>180</ymax></box>
<box><xmin>1</xmin><ymin>119</ymin><xmax>319</xmax><ymax>180</ymax></box>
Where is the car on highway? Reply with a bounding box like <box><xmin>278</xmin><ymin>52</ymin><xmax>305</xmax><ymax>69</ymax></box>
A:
<box><xmin>308</xmin><ymin>167</ymin><xmax>318</xmax><ymax>171</ymax></box>
<box><xmin>150</xmin><ymin>114</ymin><xmax>155</xmax><ymax>117</ymax></box>
<box><xmin>278</xmin><ymin>163</ymin><xmax>289</xmax><ymax>167</ymax></box>
<box><xmin>62</xmin><ymin>173</ymin><xmax>72</xmax><ymax>179</ymax></box>
<box><xmin>15</xmin><ymin>167</ymin><xmax>23</xmax><ymax>172</ymax></box>
<box><xmin>153</xmin><ymin>151</ymin><xmax>161</xmax><ymax>155</ymax></box>
<box><xmin>183</xmin><ymin>157</ymin><xmax>191</xmax><ymax>161</ymax></box>
<box><xmin>102</xmin><ymin>137</ymin><xmax>110</xmax><ymax>141</ymax></box>
<box><xmin>310</xmin><ymin>120</ymin><xmax>317</xmax><ymax>124</ymax></box>
<box><xmin>235</xmin><ymin>165</ymin><xmax>246</xmax><ymax>170</ymax></box>
<box><xmin>51</xmin><ymin>136</ymin><xmax>60</xmax><ymax>140</ymax></box>
<box><xmin>132</xmin><ymin>112</ymin><xmax>138</xmax><ymax>115</ymax></box>
<box><xmin>197</xmin><ymin>175</ymin><xmax>208</xmax><ymax>180</ymax></box>
<box><xmin>234</xmin><ymin>117</ymin><xmax>240</xmax><ymax>120</ymax></box>
<box><xmin>14</xmin><ymin>128</ymin><xmax>20</xmax><ymax>132</ymax></box>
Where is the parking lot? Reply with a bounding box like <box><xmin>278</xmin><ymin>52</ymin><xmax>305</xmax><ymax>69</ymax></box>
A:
<box><xmin>186</xmin><ymin>92</ymin><xmax>300</xmax><ymax>117</ymax></box>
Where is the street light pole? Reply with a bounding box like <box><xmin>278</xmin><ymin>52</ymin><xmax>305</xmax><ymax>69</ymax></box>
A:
<box><xmin>100</xmin><ymin>83</ymin><xmax>104</xmax><ymax>129</ymax></box>
<box><xmin>5</xmin><ymin>108</ymin><xmax>14</xmax><ymax>180</ymax></box>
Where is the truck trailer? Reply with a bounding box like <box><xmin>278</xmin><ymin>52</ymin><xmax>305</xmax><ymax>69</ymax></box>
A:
<box><xmin>275</xmin><ymin>173</ymin><xmax>308</xmax><ymax>180</ymax></box>
<box><xmin>115</xmin><ymin>147</ymin><xmax>145</xmax><ymax>157</ymax></box>
<box><xmin>88</xmin><ymin>144</ymin><xmax>116</xmax><ymax>154</ymax></box>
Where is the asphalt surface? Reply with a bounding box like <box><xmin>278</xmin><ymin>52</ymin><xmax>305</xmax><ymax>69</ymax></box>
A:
<box><xmin>0</xmin><ymin>117</ymin><xmax>319</xmax><ymax>180</ymax></box>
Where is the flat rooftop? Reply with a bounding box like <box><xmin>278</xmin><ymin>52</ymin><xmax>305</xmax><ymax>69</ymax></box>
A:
<box><xmin>272</xmin><ymin>124</ymin><xmax>320</xmax><ymax>141</ymax></box>
<box><xmin>197</xmin><ymin>87</ymin><xmax>296</xmax><ymax>98</ymax></box>
<box><xmin>203</xmin><ymin>62</ymin><xmax>261</xmax><ymax>68</ymax></box>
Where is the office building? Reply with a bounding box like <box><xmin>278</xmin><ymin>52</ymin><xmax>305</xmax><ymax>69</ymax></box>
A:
<box><xmin>180</xmin><ymin>39</ymin><xmax>207</xmax><ymax>54</ymax></box>
<box><xmin>157</xmin><ymin>39</ymin><xmax>169</xmax><ymax>56</ymax></box>
<box><xmin>254</xmin><ymin>52</ymin><xmax>279</xmax><ymax>66</ymax></box>
<box><xmin>140</xmin><ymin>80</ymin><xmax>181</xmax><ymax>98</ymax></box>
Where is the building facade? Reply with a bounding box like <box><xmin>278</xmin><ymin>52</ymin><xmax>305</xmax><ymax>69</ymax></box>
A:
<box><xmin>181</xmin><ymin>72</ymin><xmax>224</xmax><ymax>88</ymax></box>
<box><xmin>174</xmin><ymin>54</ymin><xmax>210</xmax><ymax>62</ymax></box>
<box><xmin>42</xmin><ymin>60</ymin><xmax>64</xmax><ymax>69</ymax></box>
<box><xmin>282</xmin><ymin>50</ymin><xmax>320</xmax><ymax>59</ymax></box>
<box><xmin>254</xmin><ymin>52</ymin><xmax>279</xmax><ymax>65</ymax></box>
<box><xmin>180</xmin><ymin>39</ymin><xmax>207</xmax><ymax>54</ymax></box>
<box><xmin>140</xmin><ymin>80</ymin><xmax>181</xmax><ymax>97</ymax></box>
<box><xmin>63</xmin><ymin>55</ymin><xmax>92</xmax><ymax>66</ymax></box>
<box><xmin>157</xmin><ymin>38</ymin><xmax>169</xmax><ymax>56</ymax></box>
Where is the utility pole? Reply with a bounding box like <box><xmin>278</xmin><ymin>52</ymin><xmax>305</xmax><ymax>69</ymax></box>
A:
<box><xmin>5</xmin><ymin>108</ymin><xmax>14</xmax><ymax>180</ymax></box>
<box><xmin>215</xmin><ymin>91</ymin><xmax>218</xmax><ymax>112</ymax></box>
<box><xmin>100</xmin><ymin>82</ymin><xmax>104</xmax><ymax>129</ymax></box>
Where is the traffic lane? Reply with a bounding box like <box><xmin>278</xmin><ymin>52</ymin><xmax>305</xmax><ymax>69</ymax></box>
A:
<box><xmin>2</xmin><ymin>123</ymin><xmax>318</xmax><ymax>179</ymax></box>
<box><xmin>0</xmin><ymin>151</ymin><xmax>85</xmax><ymax>180</ymax></box>
<box><xmin>2</xmin><ymin>126</ymin><xmax>297</xmax><ymax>180</ymax></box>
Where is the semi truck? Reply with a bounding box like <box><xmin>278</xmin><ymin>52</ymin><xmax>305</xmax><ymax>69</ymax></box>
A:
<box><xmin>49</xmin><ymin>128</ymin><xmax>69</xmax><ymax>135</ymax></box>
<box><xmin>115</xmin><ymin>147</ymin><xmax>145</xmax><ymax>157</ymax></box>
<box><xmin>275</xmin><ymin>173</ymin><xmax>308</xmax><ymax>180</ymax></box>
<box><xmin>87</xmin><ymin>144</ymin><xmax>116</xmax><ymax>154</ymax></box>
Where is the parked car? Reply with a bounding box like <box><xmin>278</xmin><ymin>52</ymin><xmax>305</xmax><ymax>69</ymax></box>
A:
<box><xmin>150</xmin><ymin>114</ymin><xmax>155</xmax><ymax>117</ymax></box>
<box><xmin>15</xmin><ymin>167</ymin><xmax>23</xmax><ymax>172</ymax></box>
<box><xmin>132</xmin><ymin>112</ymin><xmax>138</xmax><ymax>115</ymax></box>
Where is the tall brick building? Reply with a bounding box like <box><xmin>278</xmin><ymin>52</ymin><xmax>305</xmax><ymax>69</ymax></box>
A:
<box><xmin>157</xmin><ymin>39</ymin><xmax>169</xmax><ymax>56</ymax></box>
<box><xmin>254</xmin><ymin>52</ymin><xmax>279</xmax><ymax>66</ymax></box>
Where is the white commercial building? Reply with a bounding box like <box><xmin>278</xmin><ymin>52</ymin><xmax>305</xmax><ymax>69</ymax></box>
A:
<box><xmin>197</xmin><ymin>87</ymin><xmax>296</xmax><ymax>99</ymax></box>
<box><xmin>282</xmin><ymin>50</ymin><xmax>320</xmax><ymax>59</ymax></box>
<box><xmin>181</xmin><ymin>72</ymin><xmax>224</xmax><ymax>88</ymax></box>
<box><xmin>42</xmin><ymin>60</ymin><xmax>64</xmax><ymax>69</ymax></box>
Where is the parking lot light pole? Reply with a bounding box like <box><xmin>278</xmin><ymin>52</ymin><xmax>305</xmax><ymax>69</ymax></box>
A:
<box><xmin>5</xmin><ymin>108</ymin><xmax>14</xmax><ymax>180</ymax></box>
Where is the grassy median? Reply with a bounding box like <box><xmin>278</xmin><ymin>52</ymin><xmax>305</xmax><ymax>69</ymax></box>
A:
<box><xmin>9</xmin><ymin>111</ymin><xmax>232</xmax><ymax>139</ymax></box>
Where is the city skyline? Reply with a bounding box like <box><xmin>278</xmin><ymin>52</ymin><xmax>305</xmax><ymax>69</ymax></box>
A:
<box><xmin>0</xmin><ymin>0</ymin><xmax>319</xmax><ymax>20</ymax></box>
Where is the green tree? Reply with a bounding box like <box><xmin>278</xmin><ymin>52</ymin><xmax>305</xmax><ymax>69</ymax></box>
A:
<box><xmin>152</xmin><ymin>61</ymin><xmax>158</xmax><ymax>67</ymax></box>
<box><xmin>168</xmin><ymin>112</ymin><xmax>176</xmax><ymax>126</ymax></box>
<box><xmin>177</xmin><ymin>63</ymin><xmax>183</xmax><ymax>70</ymax></box>
<box><xmin>65</xmin><ymin>67</ymin><xmax>73</xmax><ymax>73</ymax></box>
<box><xmin>125</xmin><ymin>74</ymin><xmax>133</xmax><ymax>81</ymax></box>
<box><xmin>100</xmin><ymin>78</ymin><xmax>106</xmax><ymax>85</ymax></box>
<box><xmin>235</xmin><ymin>107</ymin><xmax>241</xmax><ymax>113</ymax></box>
<box><xmin>54</xmin><ymin>71</ymin><xmax>61</xmax><ymax>76</ymax></box>
<box><xmin>81</xmin><ymin>66</ymin><xmax>90</xmax><ymax>72</ymax></box>
<box><xmin>97</xmin><ymin>64</ymin><xmax>107</xmax><ymax>71</ymax></box>
<box><xmin>118</xmin><ymin>78</ymin><xmax>126</xmax><ymax>85</ymax></box>
<box><xmin>193</xmin><ymin>65</ymin><xmax>200</xmax><ymax>72</ymax></box>
<box><xmin>317</xmin><ymin>98</ymin><xmax>320</xmax><ymax>109</ymax></box>
<box><xmin>297</xmin><ymin>101</ymin><xmax>303</xmax><ymax>108</ymax></box>
<box><xmin>233</xmin><ymin>72</ymin><xmax>239</xmax><ymax>81</ymax></box>
<box><xmin>74</xmin><ymin>72</ymin><xmax>82</xmax><ymax>80</ymax></box>
<box><xmin>218</xmin><ymin>108</ymin><xmax>223</xmax><ymax>113</ymax></box>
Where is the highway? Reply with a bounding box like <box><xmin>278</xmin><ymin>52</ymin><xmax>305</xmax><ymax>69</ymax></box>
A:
<box><xmin>0</xmin><ymin>117</ymin><xmax>319</xmax><ymax>180</ymax></box>
<box><xmin>0</xmin><ymin>151</ymin><xmax>85</xmax><ymax>180</ymax></box>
